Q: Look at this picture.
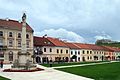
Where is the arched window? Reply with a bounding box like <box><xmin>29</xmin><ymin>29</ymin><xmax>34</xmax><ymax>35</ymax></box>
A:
<box><xmin>26</xmin><ymin>34</ymin><xmax>29</xmax><ymax>39</ymax></box>
<box><xmin>9</xmin><ymin>51</ymin><xmax>13</xmax><ymax>61</ymax></box>
<box><xmin>0</xmin><ymin>31</ymin><xmax>3</xmax><ymax>36</ymax></box>
<box><xmin>18</xmin><ymin>33</ymin><xmax>21</xmax><ymax>38</ymax></box>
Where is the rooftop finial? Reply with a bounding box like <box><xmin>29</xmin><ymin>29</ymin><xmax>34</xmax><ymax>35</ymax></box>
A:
<box><xmin>22</xmin><ymin>12</ymin><xmax>26</xmax><ymax>22</ymax></box>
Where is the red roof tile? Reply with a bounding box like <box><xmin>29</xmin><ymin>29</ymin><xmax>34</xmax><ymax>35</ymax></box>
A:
<box><xmin>65</xmin><ymin>42</ymin><xmax>80</xmax><ymax>49</ymax></box>
<box><xmin>74</xmin><ymin>43</ymin><xmax>107</xmax><ymax>51</ymax></box>
<box><xmin>47</xmin><ymin>37</ymin><xmax>68</xmax><ymax>47</ymax></box>
<box><xmin>74</xmin><ymin>43</ymin><xmax>90</xmax><ymax>49</ymax></box>
<box><xmin>34</xmin><ymin>36</ymin><xmax>55</xmax><ymax>46</ymax></box>
<box><xmin>102</xmin><ymin>46</ymin><xmax>120</xmax><ymax>52</ymax></box>
<box><xmin>0</xmin><ymin>19</ymin><xmax>33</xmax><ymax>32</ymax></box>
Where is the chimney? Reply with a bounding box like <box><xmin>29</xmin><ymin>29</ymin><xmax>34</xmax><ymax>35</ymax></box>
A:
<box><xmin>5</xmin><ymin>18</ymin><xmax>9</xmax><ymax>21</ymax></box>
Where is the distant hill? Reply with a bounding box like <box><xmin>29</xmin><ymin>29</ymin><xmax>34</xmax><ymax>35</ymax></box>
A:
<box><xmin>95</xmin><ymin>39</ymin><xmax>120</xmax><ymax>48</ymax></box>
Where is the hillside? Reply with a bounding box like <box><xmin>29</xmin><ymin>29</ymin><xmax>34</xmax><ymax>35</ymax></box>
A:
<box><xmin>95</xmin><ymin>42</ymin><xmax>120</xmax><ymax>48</ymax></box>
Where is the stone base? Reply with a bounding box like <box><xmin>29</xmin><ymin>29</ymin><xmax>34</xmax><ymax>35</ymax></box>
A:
<box><xmin>3</xmin><ymin>67</ymin><xmax>44</xmax><ymax>72</ymax></box>
<box><xmin>11</xmin><ymin>64</ymin><xmax>37</xmax><ymax>70</ymax></box>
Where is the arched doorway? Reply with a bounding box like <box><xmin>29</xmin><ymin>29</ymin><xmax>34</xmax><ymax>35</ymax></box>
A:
<box><xmin>71</xmin><ymin>55</ymin><xmax>77</xmax><ymax>62</ymax></box>
<box><xmin>65</xmin><ymin>57</ymin><xmax>69</xmax><ymax>62</ymax></box>
<box><xmin>36</xmin><ymin>56</ymin><xmax>41</xmax><ymax>63</ymax></box>
<box><xmin>94</xmin><ymin>56</ymin><xmax>98</xmax><ymax>60</ymax></box>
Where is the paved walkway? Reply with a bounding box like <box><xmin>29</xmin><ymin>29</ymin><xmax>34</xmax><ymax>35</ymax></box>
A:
<box><xmin>0</xmin><ymin>64</ymin><xmax>93</xmax><ymax>80</ymax></box>
<box><xmin>52</xmin><ymin>61</ymin><xmax>114</xmax><ymax>68</ymax></box>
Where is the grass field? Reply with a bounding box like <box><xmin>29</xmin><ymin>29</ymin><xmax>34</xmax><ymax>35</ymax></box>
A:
<box><xmin>41</xmin><ymin>61</ymin><xmax>109</xmax><ymax>67</ymax></box>
<box><xmin>56</xmin><ymin>62</ymin><xmax>120</xmax><ymax>80</ymax></box>
<box><xmin>0</xmin><ymin>76</ymin><xmax>10</xmax><ymax>80</ymax></box>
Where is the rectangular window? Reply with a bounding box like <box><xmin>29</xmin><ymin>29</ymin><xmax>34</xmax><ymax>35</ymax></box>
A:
<box><xmin>26</xmin><ymin>41</ymin><xmax>29</xmax><ymax>48</ymax></box>
<box><xmin>0</xmin><ymin>39</ymin><xmax>3</xmax><ymax>45</ymax></box>
<box><xmin>18</xmin><ymin>41</ymin><xmax>21</xmax><ymax>47</ymax></box>
<box><xmin>61</xmin><ymin>49</ymin><xmax>63</xmax><ymax>53</ymax></box>
<box><xmin>9</xmin><ymin>39</ymin><xmax>13</xmax><ymax>47</ymax></box>
<box><xmin>50</xmin><ymin>48</ymin><xmax>52</xmax><ymax>52</ymax></box>
<box><xmin>90</xmin><ymin>51</ymin><xmax>92</xmax><ymax>54</ymax></box>
<box><xmin>90</xmin><ymin>56</ymin><xmax>92</xmax><ymax>59</ymax></box>
<box><xmin>9</xmin><ymin>32</ymin><xmax>13</xmax><ymax>37</ymax></box>
<box><xmin>83</xmin><ymin>50</ymin><xmax>85</xmax><ymax>54</ymax></box>
<box><xmin>71</xmin><ymin>51</ymin><xmax>73</xmax><ymax>55</ymax></box>
<box><xmin>87</xmin><ymin>56</ymin><xmax>89</xmax><ymax>60</ymax></box>
<box><xmin>0</xmin><ymin>52</ymin><xmax>4</xmax><ymax>57</ymax></box>
<box><xmin>75</xmin><ymin>51</ymin><xmax>77</xmax><ymax>55</ymax></box>
<box><xmin>57</xmin><ymin>49</ymin><xmax>59</xmax><ymax>53</ymax></box>
<box><xmin>78</xmin><ymin>51</ymin><xmax>80</xmax><ymax>55</ymax></box>
<box><xmin>18</xmin><ymin>33</ymin><xmax>21</xmax><ymax>38</ymax></box>
<box><xmin>0</xmin><ymin>31</ymin><xmax>3</xmax><ymax>36</ymax></box>
<box><xmin>44</xmin><ymin>48</ymin><xmax>46</xmax><ymax>52</ymax></box>
<box><xmin>87</xmin><ymin>51</ymin><xmax>89</xmax><ymax>54</ymax></box>
<box><xmin>66</xmin><ymin>50</ymin><xmax>68</xmax><ymax>54</ymax></box>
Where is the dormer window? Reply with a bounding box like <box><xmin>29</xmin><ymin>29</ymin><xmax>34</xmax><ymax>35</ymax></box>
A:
<box><xmin>18</xmin><ymin>33</ymin><xmax>21</xmax><ymax>38</ymax></box>
<box><xmin>9</xmin><ymin>32</ymin><xmax>13</xmax><ymax>37</ymax></box>
<box><xmin>0</xmin><ymin>31</ymin><xmax>3</xmax><ymax>36</ymax></box>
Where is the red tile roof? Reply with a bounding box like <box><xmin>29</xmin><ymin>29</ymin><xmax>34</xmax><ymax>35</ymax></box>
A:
<box><xmin>34</xmin><ymin>36</ymin><xmax>55</xmax><ymax>46</ymax></box>
<box><xmin>0</xmin><ymin>19</ymin><xmax>33</xmax><ymax>32</ymax></box>
<box><xmin>65</xmin><ymin>42</ymin><xmax>80</xmax><ymax>49</ymax></box>
<box><xmin>87</xmin><ymin>44</ymin><xmax>107</xmax><ymax>51</ymax></box>
<box><xmin>102</xmin><ymin>46</ymin><xmax>120</xmax><ymax>52</ymax></box>
<box><xmin>47</xmin><ymin>37</ymin><xmax>68</xmax><ymax>47</ymax></box>
<box><xmin>74</xmin><ymin>43</ymin><xmax>107</xmax><ymax>51</ymax></box>
<box><xmin>74</xmin><ymin>43</ymin><xmax>90</xmax><ymax>49</ymax></box>
<box><xmin>34</xmin><ymin>36</ymin><xmax>120</xmax><ymax>52</ymax></box>
<box><xmin>34</xmin><ymin>36</ymin><xmax>68</xmax><ymax>47</ymax></box>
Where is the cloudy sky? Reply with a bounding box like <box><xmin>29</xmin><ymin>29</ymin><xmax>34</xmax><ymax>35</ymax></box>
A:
<box><xmin>0</xmin><ymin>0</ymin><xmax>120</xmax><ymax>43</ymax></box>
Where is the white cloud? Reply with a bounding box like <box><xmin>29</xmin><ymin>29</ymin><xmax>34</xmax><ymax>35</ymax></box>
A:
<box><xmin>94</xmin><ymin>31</ymin><xmax>112</xmax><ymax>40</ymax></box>
<box><xmin>0</xmin><ymin>0</ymin><xmax>120</xmax><ymax>43</ymax></box>
<box><xmin>34</xmin><ymin>28</ymin><xmax>85</xmax><ymax>43</ymax></box>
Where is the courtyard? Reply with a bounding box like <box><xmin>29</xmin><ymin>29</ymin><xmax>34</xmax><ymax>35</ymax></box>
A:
<box><xmin>0</xmin><ymin>61</ymin><xmax>119</xmax><ymax>80</ymax></box>
<box><xmin>0</xmin><ymin>64</ymin><xmax>93</xmax><ymax>80</ymax></box>
<box><xmin>56</xmin><ymin>62</ymin><xmax>120</xmax><ymax>80</ymax></box>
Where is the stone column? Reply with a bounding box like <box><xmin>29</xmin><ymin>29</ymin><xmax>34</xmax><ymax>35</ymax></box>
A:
<box><xmin>18</xmin><ymin>13</ymin><xmax>27</xmax><ymax>65</ymax></box>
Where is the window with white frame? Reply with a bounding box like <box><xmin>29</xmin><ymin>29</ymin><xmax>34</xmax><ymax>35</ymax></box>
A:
<box><xmin>9</xmin><ymin>32</ymin><xmax>13</xmax><ymax>37</ymax></box>
<box><xmin>8</xmin><ymin>39</ymin><xmax>13</xmax><ymax>47</ymax></box>
<box><xmin>78</xmin><ymin>51</ymin><xmax>80</xmax><ymax>55</ymax></box>
<box><xmin>75</xmin><ymin>51</ymin><xmax>77</xmax><ymax>55</ymax></box>
<box><xmin>18</xmin><ymin>33</ymin><xmax>21</xmax><ymax>38</ymax></box>
<box><xmin>66</xmin><ymin>50</ymin><xmax>68</xmax><ymax>54</ymax></box>
<box><xmin>26</xmin><ymin>34</ymin><xmax>29</xmax><ymax>39</ymax></box>
<box><xmin>0</xmin><ymin>39</ymin><xmax>3</xmax><ymax>45</ymax></box>
<box><xmin>50</xmin><ymin>48</ymin><xmax>52</xmax><ymax>52</ymax></box>
<box><xmin>18</xmin><ymin>40</ymin><xmax>21</xmax><ymax>47</ymax></box>
<box><xmin>26</xmin><ymin>41</ymin><xmax>29</xmax><ymax>48</ymax></box>
<box><xmin>0</xmin><ymin>51</ymin><xmax>4</xmax><ymax>57</ymax></box>
<box><xmin>71</xmin><ymin>51</ymin><xmax>73</xmax><ymax>55</ymax></box>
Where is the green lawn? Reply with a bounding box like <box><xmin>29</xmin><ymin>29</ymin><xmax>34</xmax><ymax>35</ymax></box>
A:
<box><xmin>41</xmin><ymin>61</ymin><xmax>109</xmax><ymax>67</ymax></box>
<box><xmin>0</xmin><ymin>76</ymin><xmax>10</xmax><ymax>80</ymax></box>
<box><xmin>56</xmin><ymin>62</ymin><xmax>120</xmax><ymax>80</ymax></box>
